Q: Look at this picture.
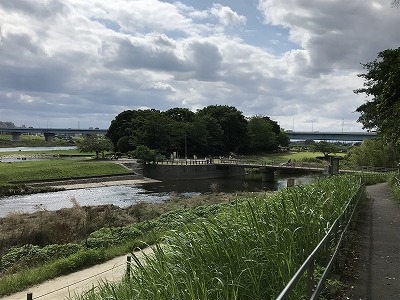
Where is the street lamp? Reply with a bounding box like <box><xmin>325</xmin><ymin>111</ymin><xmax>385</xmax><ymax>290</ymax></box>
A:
<box><xmin>341</xmin><ymin>117</ymin><xmax>344</xmax><ymax>133</ymax></box>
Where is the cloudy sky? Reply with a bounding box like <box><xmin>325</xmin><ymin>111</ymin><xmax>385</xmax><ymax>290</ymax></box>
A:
<box><xmin>0</xmin><ymin>0</ymin><xmax>399</xmax><ymax>132</ymax></box>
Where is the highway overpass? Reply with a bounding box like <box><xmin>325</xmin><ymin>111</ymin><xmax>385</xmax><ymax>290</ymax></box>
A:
<box><xmin>0</xmin><ymin>127</ymin><xmax>107</xmax><ymax>142</ymax></box>
<box><xmin>286</xmin><ymin>131</ymin><xmax>377</xmax><ymax>142</ymax></box>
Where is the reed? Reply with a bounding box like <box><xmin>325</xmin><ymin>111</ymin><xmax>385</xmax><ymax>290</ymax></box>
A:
<box><xmin>74</xmin><ymin>175</ymin><xmax>361</xmax><ymax>300</ymax></box>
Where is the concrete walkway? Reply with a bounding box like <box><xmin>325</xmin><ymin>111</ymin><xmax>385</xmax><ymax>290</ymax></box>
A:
<box><xmin>343</xmin><ymin>182</ymin><xmax>400</xmax><ymax>300</ymax></box>
<box><xmin>0</xmin><ymin>248</ymin><xmax>153</xmax><ymax>300</ymax></box>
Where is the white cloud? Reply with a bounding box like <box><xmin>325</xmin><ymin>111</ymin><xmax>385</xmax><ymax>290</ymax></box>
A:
<box><xmin>0</xmin><ymin>0</ymin><xmax>398</xmax><ymax>131</ymax></box>
<box><xmin>210</xmin><ymin>4</ymin><xmax>246</xmax><ymax>27</ymax></box>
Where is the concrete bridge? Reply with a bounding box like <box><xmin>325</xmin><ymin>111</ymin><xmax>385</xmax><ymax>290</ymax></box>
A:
<box><xmin>0</xmin><ymin>127</ymin><xmax>107</xmax><ymax>142</ymax></box>
<box><xmin>286</xmin><ymin>131</ymin><xmax>377</xmax><ymax>141</ymax></box>
<box><xmin>144</xmin><ymin>159</ymin><xmax>330</xmax><ymax>182</ymax></box>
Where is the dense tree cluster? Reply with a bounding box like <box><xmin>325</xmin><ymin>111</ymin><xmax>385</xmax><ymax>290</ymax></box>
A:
<box><xmin>107</xmin><ymin>105</ymin><xmax>289</xmax><ymax>158</ymax></box>
<box><xmin>346</xmin><ymin>138</ymin><xmax>400</xmax><ymax>168</ymax></box>
<box><xmin>355</xmin><ymin>47</ymin><xmax>400</xmax><ymax>144</ymax></box>
<box><xmin>0</xmin><ymin>121</ymin><xmax>16</xmax><ymax>128</ymax></box>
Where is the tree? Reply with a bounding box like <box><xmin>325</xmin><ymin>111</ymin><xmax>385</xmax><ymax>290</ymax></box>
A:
<box><xmin>106</xmin><ymin>110</ymin><xmax>137</xmax><ymax>148</ymax></box>
<box><xmin>345</xmin><ymin>138</ymin><xmax>400</xmax><ymax>168</ymax></box>
<box><xmin>197</xmin><ymin>105</ymin><xmax>248</xmax><ymax>153</ymax></box>
<box><xmin>312</xmin><ymin>141</ymin><xmax>339</xmax><ymax>158</ymax></box>
<box><xmin>247</xmin><ymin>116</ymin><xmax>276</xmax><ymax>153</ymax></box>
<box><xmin>277</xmin><ymin>130</ymin><xmax>290</xmax><ymax>148</ymax></box>
<box><xmin>354</xmin><ymin>47</ymin><xmax>400</xmax><ymax>143</ymax></box>
<box><xmin>77</xmin><ymin>135</ymin><xmax>114</xmax><ymax>159</ymax></box>
<box><xmin>131</xmin><ymin>145</ymin><xmax>160</xmax><ymax>164</ymax></box>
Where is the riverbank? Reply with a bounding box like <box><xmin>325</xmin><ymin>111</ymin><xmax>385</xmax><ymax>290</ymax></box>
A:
<box><xmin>27</xmin><ymin>174</ymin><xmax>160</xmax><ymax>190</ymax></box>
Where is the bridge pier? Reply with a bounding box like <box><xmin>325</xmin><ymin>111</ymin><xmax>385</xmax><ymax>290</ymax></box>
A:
<box><xmin>261</xmin><ymin>167</ymin><xmax>275</xmax><ymax>182</ymax></box>
<box><xmin>44</xmin><ymin>132</ymin><xmax>55</xmax><ymax>142</ymax></box>
<box><xmin>11</xmin><ymin>132</ymin><xmax>22</xmax><ymax>141</ymax></box>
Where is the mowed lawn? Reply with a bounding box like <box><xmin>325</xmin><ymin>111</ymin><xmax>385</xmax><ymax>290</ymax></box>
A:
<box><xmin>0</xmin><ymin>159</ymin><xmax>130</xmax><ymax>185</ymax></box>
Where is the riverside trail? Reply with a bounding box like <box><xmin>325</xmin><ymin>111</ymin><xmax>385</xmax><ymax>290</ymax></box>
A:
<box><xmin>341</xmin><ymin>182</ymin><xmax>400</xmax><ymax>299</ymax></box>
<box><xmin>0</xmin><ymin>247</ymin><xmax>153</xmax><ymax>300</ymax></box>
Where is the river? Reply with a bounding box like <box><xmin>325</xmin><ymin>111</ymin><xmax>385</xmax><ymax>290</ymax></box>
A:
<box><xmin>0</xmin><ymin>173</ymin><xmax>321</xmax><ymax>218</ymax></box>
<box><xmin>0</xmin><ymin>146</ymin><xmax>322</xmax><ymax>217</ymax></box>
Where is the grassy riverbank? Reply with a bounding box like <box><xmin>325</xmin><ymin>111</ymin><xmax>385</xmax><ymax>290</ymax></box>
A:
<box><xmin>0</xmin><ymin>134</ymin><xmax>74</xmax><ymax>148</ymax></box>
<box><xmin>0</xmin><ymin>160</ymin><xmax>130</xmax><ymax>185</ymax></box>
<box><xmin>0</xmin><ymin>174</ymin><xmax>391</xmax><ymax>297</ymax></box>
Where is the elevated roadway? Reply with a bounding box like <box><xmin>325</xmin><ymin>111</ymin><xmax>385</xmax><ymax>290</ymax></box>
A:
<box><xmin>286</xmin><ymin>131</ymin><xmax>377</xmax><ymax>141</ymax></box>
<box><xmin>0</xmin><ymin>127</ymin><xmax>107</xmax><ymax>142</ymax></box>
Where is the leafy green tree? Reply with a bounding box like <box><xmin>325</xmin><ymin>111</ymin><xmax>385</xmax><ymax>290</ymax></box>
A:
<box><xmin>345</xmin><ymin>138</ymin><xmax>400</xmax><ymax>168</ymax></box>
<box><xmin>106</xmin><ymin>110</ymin><xmax>137</xmax><ymax>147</ymax></box>
<box><xmin>277</xmin><ymin>130</ymin><xmax>290</xmax><ymax>147</ymax></box>
<box><xmin>355</xmin><ymin>47</ymin><xmax>400</xmax><ymax>143</ymax></box>
<box><xmin>116</xmin><ymin>136</ymin><xmax>134</xmax><ymax>153</ymax></box>
<box><xmin>77</xmin><ymin>135</ymin><xmax>114</xmax><ymax>159</ymax></box>
<box><xmin>247</xmin><ymin>116</ymin><xmax>276</xmax><ymax>153</ymax></box>
<box><xmin>312</xmin><ymin>141</ymin><xmax>339</xmax><ymax>158</ymax></box>
<box><xmin>163</xmin><ymin>108</ymin><xmax>195</xmax><ymax>123</ymax></box>
<box><xmin>131</xmin><ymin>145</ymin><xmax>160</xmax><ymax>164</ymax></box>
<box><xmin>197</xmin><ymin>105</ymin><xmax>248</xmax><ymax>153</ymax></box>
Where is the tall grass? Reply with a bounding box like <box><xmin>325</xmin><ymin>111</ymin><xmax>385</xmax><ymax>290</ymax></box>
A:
<box><xmin>74</xmin><ymin>175</ymin><xmax>361</xmax><ymax>300</ymax></box>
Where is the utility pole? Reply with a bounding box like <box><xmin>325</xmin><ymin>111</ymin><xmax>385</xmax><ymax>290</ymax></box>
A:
<box><xmin>185</xmin><ymin>132</ymin><xmax>187</xmax><ymax>160</ymax></box>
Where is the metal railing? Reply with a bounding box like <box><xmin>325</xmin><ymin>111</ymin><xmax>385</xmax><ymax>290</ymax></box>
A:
<box><xmin>276</xmin><ymin>186</ymin><xmax>363</xmax><ymax>300</ymax></box>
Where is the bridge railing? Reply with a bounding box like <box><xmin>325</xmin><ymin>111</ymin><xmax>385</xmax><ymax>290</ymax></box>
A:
<box><xmin>276</xmin><ymin>185</ymin><xmax>363</xmax><ymax>300</ymax></box>
<box><xmin>341</xmin><ymin>165</ymin><xmax>399</xmax><ymax>173</ymax></box>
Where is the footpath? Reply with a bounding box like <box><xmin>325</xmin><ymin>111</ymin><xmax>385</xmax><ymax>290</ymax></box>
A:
<box><xmin>0</xmin><ymin>248</ymin><xmax>153</xmax><ymax>300</ymax></box>
<box><xmin>342</xmin><ymin>182</ymin><xmax>400</xmax><ymax>300</ymax></box>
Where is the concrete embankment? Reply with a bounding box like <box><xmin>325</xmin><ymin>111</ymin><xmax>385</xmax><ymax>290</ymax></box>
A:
<box><xmin>143</xmin><ymin>163</ymin><xmax>245</xmax><ymax>180</ymax></box>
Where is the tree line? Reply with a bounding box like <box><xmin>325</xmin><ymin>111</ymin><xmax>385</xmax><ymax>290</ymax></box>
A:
<box><xmin>106</xmin><ymin>105</ymin><xmax>289</xmax><ymax>158</ymax></box>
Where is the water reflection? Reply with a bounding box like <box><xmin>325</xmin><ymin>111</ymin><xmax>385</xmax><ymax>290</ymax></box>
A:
<box><xmin>0</xmin><ymin>173</ymin><xmax>322</xmax><ymax>218</ymax></box>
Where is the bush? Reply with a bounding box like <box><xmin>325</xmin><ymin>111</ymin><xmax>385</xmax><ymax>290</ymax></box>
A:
<box><xmin>86</xmin><ymin>226</ymin><xmax>143</xmax><ymax>248</ymax></box>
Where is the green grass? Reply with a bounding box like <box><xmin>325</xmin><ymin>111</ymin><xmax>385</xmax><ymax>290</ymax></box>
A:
<box><xmin>0</xmin><ymin>134</ymin><xmax>74</xmax><ymax>148</ymax></box>
<box><xmin>243</xmin><ymin>151</ymin><xmax>345</xmax><ymax>164</ymax></box>
<box><xmin>0</xmin><ymin>159</ymin><xmax>130</xmax><ymax>185</ymax></box>
<box><xmin>73</xmin><ymin>175</ymin><xmax>363</xmax><ymax>300</ymax></box>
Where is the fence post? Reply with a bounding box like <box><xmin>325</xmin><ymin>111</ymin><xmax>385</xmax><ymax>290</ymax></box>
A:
<box><xmin>27</xmin><ymin>293</ymin><xmax>33</xmax><ymax>300</ymax></box>
<box><xmin>126</xmin><ymin>255</ymin><xmax>131</xmax><ymax>280</ymax></box>
<box><xmin>307</xmin><ymin>257</ymin><xmax>315</xmax><ymax>297</ymax></box>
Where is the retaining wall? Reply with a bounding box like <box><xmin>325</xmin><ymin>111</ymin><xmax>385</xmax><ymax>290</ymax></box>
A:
<box><xmin>143</xmin><ymin>164</ymin><xmax>245</xmax><ymax>180</ymax></box>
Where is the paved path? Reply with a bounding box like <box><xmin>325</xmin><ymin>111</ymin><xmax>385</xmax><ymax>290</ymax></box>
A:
<box><xmin>0</xmin><ymin>248</ymin><xmax>153</xmax><ymax>300</ymax></box>
<box><xmin>344</xmin><ymin>182</ymin><xmax>400</xmax><ymax>300</ymax></box>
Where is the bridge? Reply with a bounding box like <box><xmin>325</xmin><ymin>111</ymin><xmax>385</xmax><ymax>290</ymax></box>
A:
<box><xmin>0</xmin><ymin>127</ymin><xmax>108</xmax><ymax>142</ymax></box>
<box><xmin>286</xmin><ymin>131</ymin><xmax>377</xmax><ymax>141</ymax></box>
<box><xmin>147</xmin><ymin>158</ymin><xmax>331</xmax><ymax>183</ymax></box>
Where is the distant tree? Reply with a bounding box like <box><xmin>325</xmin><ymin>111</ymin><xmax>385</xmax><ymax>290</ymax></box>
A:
<box><xmin>247</xmin><ymin>116</ymin><xmax>276</xmax><ymax>153</ymax></box>
<box><xmin>117</xmin><ymin>136</ymin><xmax>134</xmax><ymax>153</ymax></box>
<box><xmin>345</xmin><ymin>138</ymin><xmax>400</xmax><ymax>168</ymax></box>
<box><xmin>163</xmin><ymin>108</ymin><xmax>195</xmax><ymax>123</ymax></box>
<box><xmin>312</xmin><ymin>141</ymin><xmax>339</xmax><ymax>158</ymax></box>
<box><xmin>277</xmin><ymin>130</ymin><xmax>290</xmax><ymax>147</ymax></box>
<box><xmin>0</xmin><ymin>121</ymin><xmax>16</xmax><ymax>128</ymax></box>
<box><xmin>77</xmin><ymin>135</ymin><xmax>114</xmax><ymax>159</ymax></box>
<box><xmin>131</xmin><ymin>145</ymin><xmax>160</xmax><ymax>164</ymax></box>
<box><xmin>354</xmin><ymin>47</ymin><xmax>400</xmax><ymax>143</ymax></box>
<box><xmin>106</xmin><ymin>110</ymin><xmax>137</xmax><ymax>147</ymax></box>
<box><xmin>197</xmin><ymin>105</ymin><xmax>248</xmax><ymax>153</ymax></box>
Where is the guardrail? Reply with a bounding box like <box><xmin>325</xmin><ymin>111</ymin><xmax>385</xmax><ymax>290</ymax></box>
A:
<box><xmin>342</xmin><ymin>166</ymin><xmax>399</xmax><ymax>173</ymax></box>
<box><xmin>276</xmin><ymin>185</ymin><xmax>363</xmax><ymax>300</ymax></box>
